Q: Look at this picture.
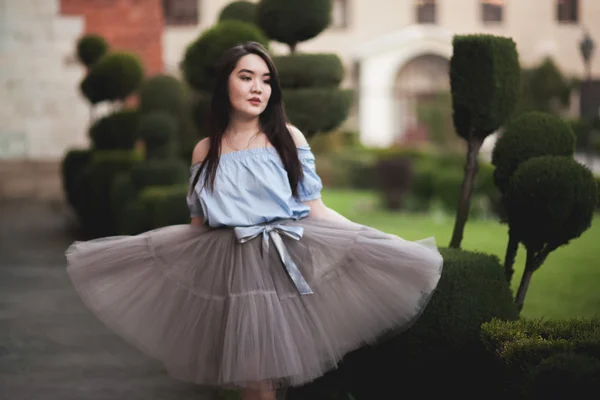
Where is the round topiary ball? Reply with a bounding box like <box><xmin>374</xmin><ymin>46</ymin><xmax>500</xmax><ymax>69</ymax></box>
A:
<box><xmin>492</xmin><ymin>111</ymin><xmax>576</xmax><ymax>193</ymax></box>
<box><xmin>181</xmin><ymin>21</ymin><xmax>269</xmax><ymax>92</ymax></box>
<box><xmin>274</xmin><ymin>53</ymin><xmax>344</xmax><ymax>89</ymax></box>
<box><xmin>81</xmin><ymin>51</ymin><xmax>145</xmax><ymax>104</ymax></box>
<box><xmin>218</xmin><ymin>1</ymin><xmax>257</xmax><ymax>24</ymax></box>
<box><xmin>89</xmin><ymin>109</ymin><xmax>140</xmax><ymax>150</ymax></box>
<box><xmin>139</xmin><ymin>74</ymin><xmax>189</xmax><ymax>117</ymax></box>
<box><xmin>76</xmin><ymin>34</ymin><xmax>109</xmax><ymax>68</ymax></box>
<box><xmin>505</xmin><ymin>155</ymin><xmax>597</xmax><ymax>252</ymax></box>
<box><xmin>528</xmin><ymin>352</ymin><xmax>600</xmax><ymax>398</ymax></box>
<box><xmin>256</xmin><ymin>0</ymin><xmax>331</xmax><ymax>51</ymax></box>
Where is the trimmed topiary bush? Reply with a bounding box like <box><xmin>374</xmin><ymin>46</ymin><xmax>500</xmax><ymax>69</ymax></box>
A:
<box><xmin>80</xmin><ymin>51</ymin><xmax>145</xmax><ymax>104</ymax></box>
<box><xmin>256</xmin><ymin>0</ymin><xmax>331</xmax><ymax>53</ymax></box>
<box><xmin>218</xmin><ymin>1</ymin><xmax>258</xmax><ymax>24</ymax></box>
<box><xmin>492</xmin><ymin>112</ymin><xmax>576</xmax><ymax>193</ymax></box>
<box><xmin>138</xmin><ymin>74</ymin><xmax>197</xmax><ymax>155</ymax></box>
<box><xmin>139</xmin><ymin>74</ymin><xmax>190</xmax><ymax>118</ymax></box>
<box><xmin>491</xmin><ymin>112</ymin><xmax>576</xmax><ymax>284</ymax></box>
<box><xmin>181</xmin><ymin>20</ymin><xmax>269</xmax><ymax>92</ymax></box>
<box><xmin>139</xmin><ymin>184</ymin><xmax>191</xmax><ymax>228</ymax></box>
<box><xmin>505</xmin><ymin>156</ymin><xmax>597</xmax><ymax>311</ymax></box>
<box><xmin>528</xmin><ymin>353</ymin><xmax>600</xmax><ymax>399</ymax></box>
<box><xmin>448</xmin><ymin>34</ymin><xmax>520</xmax><ymax>249</ymax></box>
<box><xmin>89</xmin><ymin>108</ymin><xmax>140</xmax><ymax>150</ymax></box>
<box><xmin>129</xmin><ymin>160</ymin><xmax>189</xmax><ymax>193</ymax></box>
<box><xmin>137</xmin><ymin>112</ymin><xmax>179</xmax><ymax>159</ymax></box>
<box><xmin>78</xmin><ymin>150</ymin><xmax>142</xmax><ymax>238</ymax></box>
<box><xmin>282</xmin><ymin>88</ymin><xmax>353</xmax><ymax>137</ymax></box>
<box><xmin>76</xmin><ymin>34</ymin><xmax>109</xmax><ymax>68</ymax></box>
<box><xmin>61</xmin><ymin>148</ymin><xmax>93</xmax><ymax>213</ymax></box>
<box><xmin>481</xmin><ymin>317</ymin><xmax>600</xmax><ymax>398</ymax></box>
<box><xmin>274</xmin><ymin>54</ymin><xmax>344</xmax><ymax>88</ymax></box>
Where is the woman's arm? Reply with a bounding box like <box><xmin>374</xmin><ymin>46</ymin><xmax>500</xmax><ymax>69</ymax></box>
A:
<box><xmin>286</xmin><ymin>124</ymin><xmax>357</xmax><ymax>226</ymax></box>
<box><xmin>190</xmin><ymin>216</ymin><xmax>204</xmax><ymax>226</ymax></box>
<box><xmin>302</xmin><ymin>198</ymin><xmax>357</xmax><ymax>227</ymax></box>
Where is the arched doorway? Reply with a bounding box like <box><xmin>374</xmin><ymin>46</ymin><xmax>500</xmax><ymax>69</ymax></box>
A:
<box><xmin>393</xmin><ymin>54</ymin><xmax>454</xmax><ymax>147</ymax></box>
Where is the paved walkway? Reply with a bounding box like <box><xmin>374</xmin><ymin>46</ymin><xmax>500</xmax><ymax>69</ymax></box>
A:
<box><xmin>0</xmin><ymin>200</ymin><xmax>218</xmax><ymax>400</ymax></box>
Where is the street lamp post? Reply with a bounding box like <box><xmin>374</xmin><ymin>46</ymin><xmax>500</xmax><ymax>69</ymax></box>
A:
<box><xmin>579</xmin><ymin>30</ymin><xmax>596</xmax><ymax>168</ymax></box>
<box><xmin>580</xmin><ymin>29</ymin><xmax>595</xmax><ymax>81</ymax></box>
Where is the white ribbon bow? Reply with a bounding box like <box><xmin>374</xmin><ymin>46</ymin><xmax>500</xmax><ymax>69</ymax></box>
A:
<box><xmin>234</xmin><ymin>223</ymin><xmax>313</xmax><ymax>295</ymax></box>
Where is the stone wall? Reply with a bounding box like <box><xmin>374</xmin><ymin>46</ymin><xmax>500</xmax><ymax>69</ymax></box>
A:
<box><xmin>0</xmin><ymin>0</ymin><xmax>165</xmax><ymax>200</ymax></box>
<box><xmin>0</xmin><ymin>0</ymin><xmax>89</xmax><ymax>161</ymax></box>
<box><xmin>61</xmin><ymin>0</ymin><xmax>164</xmax><ymax>75</ymax></box>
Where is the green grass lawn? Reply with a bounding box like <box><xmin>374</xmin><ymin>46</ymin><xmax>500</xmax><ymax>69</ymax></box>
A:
<box><xmin>322</xmin><ymin>188</ymin><xmax>600</xmax><ymax>320</ymax></box>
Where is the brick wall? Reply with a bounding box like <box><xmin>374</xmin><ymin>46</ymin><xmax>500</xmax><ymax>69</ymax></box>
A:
<box><xmin>60</xmin><ymin>0</ymin><xmax>164</xmax><ymax>75</ymax></box>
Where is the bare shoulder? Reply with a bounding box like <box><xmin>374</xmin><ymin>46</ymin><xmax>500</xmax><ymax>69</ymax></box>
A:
<box><xmin>286</xmin><ymin>124</ymin><xmax>309</xmax><ymax>147</ymax></box>
<box><xmin>191</xmin><ymin>137</ymin><xmax>210</xmax><ymax>165</ymax></box>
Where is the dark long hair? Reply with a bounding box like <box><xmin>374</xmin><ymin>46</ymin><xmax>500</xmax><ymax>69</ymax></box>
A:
<box><xmin>189</xmin><ymin>42</ymin><xmax>303</xmax><ymax>197</ymax></box>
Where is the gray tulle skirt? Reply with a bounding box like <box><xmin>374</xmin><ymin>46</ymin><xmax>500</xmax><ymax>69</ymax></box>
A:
<box><xmin>65</xmin><ymin>216</ymin><xmax>443</xmax><ymax>390</ymax></box>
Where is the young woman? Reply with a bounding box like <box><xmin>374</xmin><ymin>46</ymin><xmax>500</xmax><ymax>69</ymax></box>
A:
<box><xmin>66</xmin><ymin>42</ymin><xmax>443</xmax><ymax>400</ymax></box>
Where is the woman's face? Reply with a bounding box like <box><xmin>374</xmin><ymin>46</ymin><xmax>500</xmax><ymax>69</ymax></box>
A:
<box><xmin>228</xmin><ymin>54</ymin><xmax>272</xmax><ymax>119</ymax></box>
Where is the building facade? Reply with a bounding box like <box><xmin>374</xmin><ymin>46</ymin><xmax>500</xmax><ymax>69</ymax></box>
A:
<box><xmin>161</xmin><ymin>0</ymin><xmax>599</xmax><ymax>147</ymax></box>
<box><xmin>1</xmin><ymin>0</ymin><xmax>599</xmax><ymax>161</ymax></box>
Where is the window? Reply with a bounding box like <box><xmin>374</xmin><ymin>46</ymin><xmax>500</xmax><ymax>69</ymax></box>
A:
<box><xmin>332</xmin><ymin>0</ymin><xmax>349</xmax><ymax>29</ymax></box>
<box><xmin>162</xmin><ymin>0</ymin><xmax>199</xmax><ymax>26</ymax></box>
<box><xmin>416</xmin><ymin>0</ymin><xmax>436</xmax><ymax>24</ymax></box>
<box><xmin>481</xmin><ymin>0</ymin><xmax>503</xmax><ymax>23</ymax></box>
<box><xmin>557</xmin><ymin>0</ymin><xmax>578</xmax><ymax>23</ymax></box>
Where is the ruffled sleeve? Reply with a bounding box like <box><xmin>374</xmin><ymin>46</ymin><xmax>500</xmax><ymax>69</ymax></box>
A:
<box><xmin>297</xmin><ymin>146</ymin><xmax>323</xmax><ymax>202</ymax></box>
<box><xmin>186</xmin><ymin>164</ymin><xmax>204</xmax><ymax>218</ymax></box>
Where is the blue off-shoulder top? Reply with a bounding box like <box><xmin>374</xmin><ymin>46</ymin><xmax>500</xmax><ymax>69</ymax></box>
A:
<box><xmin>186</xmin><ymin>145</ymin><xmax>323</xmax><ymax>228</ymax></box>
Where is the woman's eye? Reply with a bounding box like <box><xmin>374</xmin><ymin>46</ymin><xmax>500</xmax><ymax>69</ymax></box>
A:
<box><xmin>264</xmin><ymin>80</ymin><xmax>271</xmax><ymax>85</ymax></box>
<box><xmin>241</xmin><ymin>76</ymin><xmax>251</xmax><ymax>81</ymax></box>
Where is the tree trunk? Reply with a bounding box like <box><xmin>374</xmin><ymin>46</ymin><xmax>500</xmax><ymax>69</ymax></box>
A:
<box><xmin>514</xmin><ymin>250</ymin><xmax>537</xmax><ymax>312</ymax></box>
<box><xmin>449</xmin><ymin>134</ymin><xmax>483</xmax><ymax>249</ymax></box>
<box><xmin>503</xmin><ymin>230</ymin><xmax>519</xmax><ymax>284</ymax></box>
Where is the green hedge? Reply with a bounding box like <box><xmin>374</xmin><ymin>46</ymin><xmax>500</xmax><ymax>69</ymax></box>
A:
<box><xmin>77</xmin><ymin>150</ymin><xmax>141</xmax><ymax>238</ymax></box>
<box><xmin>274</xmin><ymin>54</ymin><xmax>344</xmax><ymax>89</ymax></box>
<box><xmin>329</xmin><ymin>248</ymin><xmax>519</xmax><ymax>399</ymax></box>
<box><xmin>314</xmin><ymin>147</ymin><xmax>500</xmax><ymax>218</ymax></box>
<box><xmin>481</xmin><ymin>317</ymin><xmax>600</xmax><ymax>398</ymax></box>
<box><xmin>61</xmin><ymin>148</ymin><xmax>93</xmax><ymax>212</ymax></box>
<box><xmin>139</xmin><ymin>185</ymin><xmax>190</xmax><ymax>228</ymax></box>
<box><xmin>113</xmin><ymin>183</ymin><xmax>190</xmax><ymax>235</ymax></box>
<box><xmin>129</xmin><ymin>160</ymin><xmax>189</xmax><ymax>193</ymax></box>
<box><xmin>596</xmin><ymin>176</ymin><xmax>600</xmax><ymax>210</ymax></box>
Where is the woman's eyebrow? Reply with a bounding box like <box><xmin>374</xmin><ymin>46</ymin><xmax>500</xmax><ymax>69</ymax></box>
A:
<box><xmin>238</xmin><ymin>68</ymin><xmax>271</xmax><ymax>76</ymax></box>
